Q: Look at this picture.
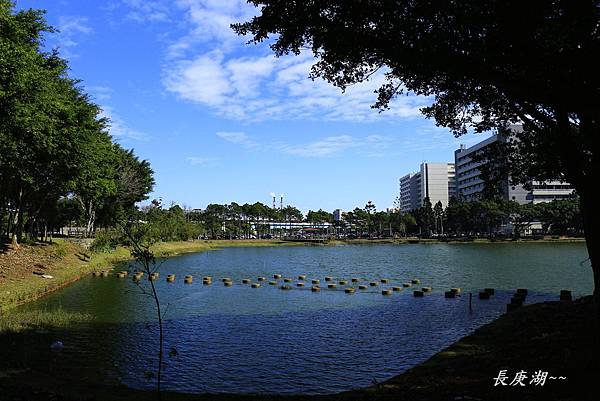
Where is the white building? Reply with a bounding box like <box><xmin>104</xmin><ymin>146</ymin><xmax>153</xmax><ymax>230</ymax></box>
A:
<box><xmin>400</xmin><ymin>172</ymin><xmax>422</xmax><ymax>212</ymax></box>
<box><xmin>454</xmin><ymin>127</ymin><xmax>575</xmax><ymax>204</ymax></box>
<box><xmin>421</xmin><ymin>162</ymin><xmax>455</xmax><ymax>209</ymax></box>
<box><xmin>332</xmin><ymin>209</ymin><xmax>343</xmax><ymax>221</ymax></box>
<box><xmin>399</xmin><ymin>162</ymin><xmax>455</xmax><ymax>211</ymax></box>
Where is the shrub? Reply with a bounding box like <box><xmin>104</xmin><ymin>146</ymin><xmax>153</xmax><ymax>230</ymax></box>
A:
<box><xmin>90</xmin><ymin>229</ymin><xmax>122</xmax><ymax>253</ymax></box>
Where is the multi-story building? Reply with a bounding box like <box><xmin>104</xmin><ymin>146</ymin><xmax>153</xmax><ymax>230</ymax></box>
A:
<box><xmin>332</xmin><ymin>209</ymin><xmax>343</xmax><ymax>221</ymax></box>
<box><xmin>399</xmin><ymin>163</ymin><xmax>455</xmax><ymax>212</ymax></box>
<box><xmin>530</xmin><ymin>181</ymin><xmax>576</xmax><ymax>203</ymax></box>
<box><xmin>454</xmin><ymin>126</ymin><xmax>575</xmax><ymax>204</ymax></box>
<box><xmin>420</xmin><ymin>162</ymin><xmax>455</xmax><ymax>209</ymax></box>
<box><xmin>399</xmin><ymin>172</ymin><xmax>422</xmax><ymax>212</ymax></box>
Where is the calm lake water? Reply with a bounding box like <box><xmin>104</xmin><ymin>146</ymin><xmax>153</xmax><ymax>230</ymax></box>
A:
<box><xmin>16</xmin><ymin>242</ymin><xmax>591</xmax><ymax>394</ymax></box>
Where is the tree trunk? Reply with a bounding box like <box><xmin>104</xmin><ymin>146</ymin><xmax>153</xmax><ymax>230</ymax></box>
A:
<box><xmin>85</xmin><ymin>200</ymin><xmax>95</xmax><ymax>238</ymax></box>
<box><xmin>0</xmin><ymin>203</ymin><xmax>5</xmax><ymax>240</ymax></box>
<box><xmin>10</xmin><ymin>187</ymin><xmax>24</xmax><ymax>247</ymax></box>
<box><xmin>579</xmin><ymin>190</ymin><xmax>599</xmax><ymax>318</ymax></box>
<box><xmin>15</xmin><ymin>203</ymin><xmax>24</xmax><ymax>245</ymax></box>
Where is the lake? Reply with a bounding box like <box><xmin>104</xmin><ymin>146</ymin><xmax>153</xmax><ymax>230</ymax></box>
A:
<box><xmin>14</xmin><ymin>242</ymin><xmax>591</xmax><ymax>395</ymax></box>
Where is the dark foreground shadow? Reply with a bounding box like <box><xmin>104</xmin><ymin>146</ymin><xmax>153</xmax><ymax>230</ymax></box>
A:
<box><xmin>1</xmin><ymin>298</ymin><xmax>599</xmax><ymax>401</ymax></box>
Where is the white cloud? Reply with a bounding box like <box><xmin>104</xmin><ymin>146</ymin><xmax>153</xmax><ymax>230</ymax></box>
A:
<box><xmin>168</xmin><ymin>0</ymin><xmax>258</xmax><ymax>56</ymax></box>
<box><xmin>100</xmin><ymin>106</ymin><xmax>149</xmax><ymax>143</ymax></box>
<box><xmin>186</xmin><ymin>156</ymin><xmax>218</xmax><ymax>165</ymax></box>
<box><xmin>159</xmin><ymin>1</ymin><xmax>430</xmax><ymax>122</ymax></box>
<box><xmin>277</xmin><ymin>135</ymin><xmax>360</xmax><ymax>157</ymax></box>
<box><xmin>87</xmin><ymin>86</ymin><xmax>113</xmax><ymax>102</ymax></box>
<box><xmin>57</xmin><ymin>16</ymin><xmax>92</xmax><ymax>58</ymax></box>
<box><xmin>217</xmin><ymin>132</ymin><xmax>395</xmax><ymax>158</ymax></box>
<box><xmin>164</xmin><ymin>51</ymin><xmax>232</xmax><ymax>106</ymax></box>
<box><xmin>118</xmin><ymin>0</ymin><xmax>170</xmax><ymax>22</ymax></box>
<box><xmin>215</xmin><ymin>131</ymin><xmax>257</xmax><ymax>148</ymax></box>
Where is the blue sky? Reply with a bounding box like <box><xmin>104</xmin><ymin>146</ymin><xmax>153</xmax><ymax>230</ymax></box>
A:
<box><xmin>19</xmin><ymin>0</ymin><xmax>489</xmax><ymax>213</ymax></box>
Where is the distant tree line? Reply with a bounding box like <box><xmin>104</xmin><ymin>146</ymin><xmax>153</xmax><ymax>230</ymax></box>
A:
<box><xmin>90</xmin><ymin>195</ymin><xmax>582</xmax><ymax>249</ymax></box>
<box><xmin>0</xmin><ymin>3</ymin><xmax>153</xmax><ymax>245</ymax></box>
<box><xmin>119</xmin><ymin>200</ymin><xmax>418</xmax><ymax>242</ymax></box>
<box><xmin>412</xmin><ymin>197</ymin><xmax>582</xmax><ymax>238</ymax></box>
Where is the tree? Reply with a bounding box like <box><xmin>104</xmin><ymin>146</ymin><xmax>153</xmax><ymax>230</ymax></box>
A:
<box><xmin>433</xmin><ymin>201</ymin><xmax>444</xmax><ymax>235</ymax></box>
<box><xmin>234</xmin><ymin>1</ymin><xmax>600</xmax><ymax>310</ymax></box>
<box><xmin>416</xmin><ymin>198</ymin><xmax>434</xmax><ymax>237</ymax></box>
<box><xmin>71</xmin><ymin>136</ymin><xmax>119</xmax><ymax>237</ymax></box>
<box><xmin>1</xmin><ymin>3</ymin><xmax>152</xmax><ymax>243</ymax></box>
<box><xmin>351</xmin><ymin>207</ymin><xmax>368</xmax><ymax>237</ymax></box>
<box><xmin>446</xmin><ymin>197</ymin><xmax>471</xmax><ymax>235</ymax></box>
<box><xmin>538</xmin><ymin>199</ymin><xmax>583</xmax><ymax>235</ymax></box>
<box><xmin>121</xmin><ymin>221</ymin><xmax>165</xmax><ymax>401</ymax></box>
<box><xmin>364</xmin><ymin>201</ymin><xmax>376</xmax><ymax>235</ymax></box>
<box><xmin>507</xmin><ymin>201</ymin><xmax>538</xmax><ymax>238</ymax></box>
<box><xmin>306</xmin><ymin>209</ymin><xmax>332</xmax><ymax>224</ymax></box>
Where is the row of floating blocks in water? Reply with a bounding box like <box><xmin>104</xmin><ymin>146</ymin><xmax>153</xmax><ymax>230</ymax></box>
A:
<box><xmin>94</xmin><ymin>271</ymin><xmax>449</xmax><ymax>297</ymax></box>
<box><xmin>96</xmin><ymin>270</ymin><xmax>425</xmax><ymax>295</ymax></box>
<box><xmin>93</xmin><ymin>272</ymin><xmax>573</xmax><ymax>303</ymax></box>
<box><xmin>202</xmin><ymin>275</ymin><xmax>424</xmax><ymax>295</ymax></box>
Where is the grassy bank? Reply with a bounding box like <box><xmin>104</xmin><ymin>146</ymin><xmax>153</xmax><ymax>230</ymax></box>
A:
<box><xmin>0</xmin><ymin>297</ymin><xmax>597</xmax><ymax>400</ymax></box>
<box><xmin>0</xmin><ymin>239</ymin><xmax>295</xmax><ymax>314</ymax></box>
<box><xmin>0</xmin><ymin>240</ymin><xmax>129</xmax><ymax>314</ymax></box>
<box><xmin>0</xmin><ymin>307</ymin><xmax>93</xmax><ymax>333</ymax></box>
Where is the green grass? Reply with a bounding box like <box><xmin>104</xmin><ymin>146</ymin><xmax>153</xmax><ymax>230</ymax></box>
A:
<box><xmin>0</xmin><ymin>240</ymin><xmax>131</xmax><ymax>313</ymax></box>
<box><xmin>0</xmin><ymin>307</ymin><xmax>93</xmax><ymax>333</ymax></box>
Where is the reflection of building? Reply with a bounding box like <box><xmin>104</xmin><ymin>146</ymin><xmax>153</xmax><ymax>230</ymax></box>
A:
<box><xmin>454</xmin><ymin>126</ymin><xmax>575</xmax><ymax>204</ymax></box>
<box><xmin>333</xmin><ymin>209</ymin><xmax>343</xmax><ymax>221</ymax></box>
<box><xmin>399</xmin><ymin>162</ymin><xmax>455</xmax><ymax>212</ymax></box>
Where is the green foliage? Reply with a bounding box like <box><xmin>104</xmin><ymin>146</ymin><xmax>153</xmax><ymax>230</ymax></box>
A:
<box><xmin>0</xmin><ymin>307</ymin><xmax>93</xmax><ymax>333</ymax></box>
<box><xmin>441</xmin><ymin>197</ymin><xmax>582</xmax><ymax>237</ymax></box>
<box><xmin>90</xmin><ymin>229</ymin><xmax>122</xmax><ymax>253</ymax></box>
<box><xmin>0</xmin><ymin>2</ymin><xmax>153</xmax><ymax>243</ymax></box>
<box><xmin>415</xmin><ymin>198</ymin><xmax>435</xmax><ymax>236</ymax></box>
<box><xmin>53</xmin><ymin>241</ymin><xmax>68</xmax><ymax>258</ymax></box>
<box><xmin>138</xmin><ymin>204</ymin><xmax>203</xmax><ymax>242</ymax></box>
<box><xmin>306</xmin><ymin>209</ymin><xmax>333</xmax><ymax>224</ymax></box>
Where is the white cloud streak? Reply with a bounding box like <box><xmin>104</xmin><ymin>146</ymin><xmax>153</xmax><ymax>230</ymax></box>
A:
<box><xmin>186</xmin><ymin>156</ymin><xmax>218</xmax><ymax>165</ymax></box>
<box><xmin>217</xmin><ymin>132</ymin><xmax>396</xmax><ymax>158</ymax></box>
<box><xmin>215</xmin><ymin>131</ymin><xmax>257</xmax><ymax>148</ymax></box>
<box><xmin>100</xmin><ymin>105</ymin><xmax>149</xmax><ymax>143</ymax></box>
<box><xmin>57</xmin><ymin>15</ymin><xmax>92</xmax><ymax>58</ymax></box>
